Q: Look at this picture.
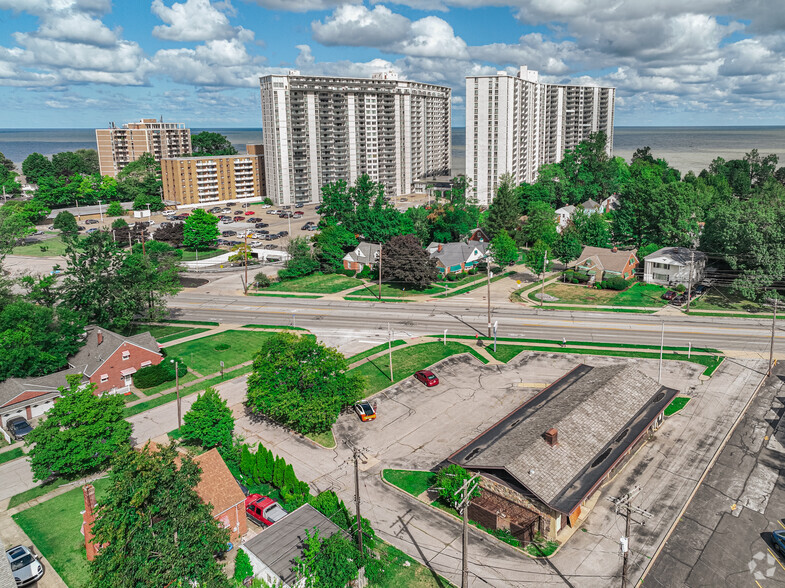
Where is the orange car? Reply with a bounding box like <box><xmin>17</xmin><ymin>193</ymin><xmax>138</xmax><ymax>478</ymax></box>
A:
<box><xmin>354</xmin><ymin>402</ymin><xmax>376</xmax><ymax>422</ymax></box>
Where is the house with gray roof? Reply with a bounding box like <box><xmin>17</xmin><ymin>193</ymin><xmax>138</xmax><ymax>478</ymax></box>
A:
<box><xmin>426</xmin><ymin>240</ymin><xmax>488</xmax><ymax>275</ymax></box>
<box><xmin>241</xmin><ymin>504</ymin><xmax>346</xmax><ymax>588</ymax></box>
<box><xmin>643</xmin><ymin>247</ymin><xmax>707</xmax><ymax>288</ymax></box>
<box><xmin>449</xmin><ymin>364</ymin><xmax>678</xmax><ymax>541</ymax></box>
<box><xmin>342</xmin><ymin>242</ymin><xmax>380</xmax><ymax>272</ymax></box>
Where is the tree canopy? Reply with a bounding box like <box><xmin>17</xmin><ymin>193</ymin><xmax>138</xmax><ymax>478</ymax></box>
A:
<box><xmin>485</xmin><ymin>174</ymin><xmax>520</xmax><ymax>238</ymax></box>
<box><xmin>279</xmin><ymin>236</ymin><xmax>319</xmax><ymax>280</ymax></box>
<box><xmin>183</xmin><ymin>209</ymin><xmax>219</xmax><ymax>251</ymax></box>
<box><xmin>488</xmin><ymin>229</ymin><xmax>517</xmax><ymax>267</ymax></box>
<box><xmin>190</xmin><ymin>132</ymin><xmax>237</xmax><ymax>156</ymax></box>
<box><xmin>380</xmin><ymin>234</ymin><xmax>438</xmax><ymax>289</ymax></box>
<box><xmin>180</xmin><ymin>387</ymin><xmax>234</xmax><ymax>450</ymax></box>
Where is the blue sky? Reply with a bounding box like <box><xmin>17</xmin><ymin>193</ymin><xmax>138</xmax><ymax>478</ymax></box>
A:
<box><xmin>0</xmin><ymin>0</ymin><xmax>783</xmax><ymax>128</ymax></box>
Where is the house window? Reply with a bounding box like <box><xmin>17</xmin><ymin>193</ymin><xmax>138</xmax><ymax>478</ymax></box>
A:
<box><xmin>100</xmin><ymin>374</ymin><xmax>109</xmax><ymax>383</ymax></box>
<box><xmin>122</xmin><ymin>351</ymin><xmax>130</xmax><ymax>360</ymax></box>
<box><xmin>653</xmin><ymin>273</ymin><xmax>669</xmax><ymax>282</ymax></box>
<box><xmin>141</xmin><ymin>360</ymin><xmax>152</xmax><ymax>368</ymax></box>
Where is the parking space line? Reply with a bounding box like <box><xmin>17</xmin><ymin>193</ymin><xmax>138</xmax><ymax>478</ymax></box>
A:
<box><xmin>756</xmin><ymin>580</ymin><xmax>763</xmax><ymax>588</ymax></box>
<box><xmin>767</xmin><ymin>547</ymin><xmax>785</xmax><ymax>572</ymax></box>
<box><xmin>778</xmin><ymin>520</ymin><xmax>785</xmax><ymax>530</ymax></box>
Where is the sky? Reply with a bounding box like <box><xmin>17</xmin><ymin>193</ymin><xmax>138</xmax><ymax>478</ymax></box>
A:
<box><xmin>0</xmin><ymin>0</ymin><xmax>783</xmax><ymax>129</ymax></box>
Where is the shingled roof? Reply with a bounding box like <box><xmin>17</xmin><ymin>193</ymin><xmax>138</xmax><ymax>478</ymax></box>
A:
<box><xmin>449</xmin><ymin>364</ymin><xmax>678</xmax><ymax>515</ymax></box>
<box><xmin>644</xmin><ymin>247</ymin><xmax>707</xmax><ymax>266</ymax></box>
<box><xmin>192</xmin><ymin>448</ymin><xmax>246</xmax><ymax>518</ymax></box>
<box><xmin>426</xmin><ymin>240</ymin><xmax>488</xmax><ymax>268</ymax></box>
<box><xmin>0</xmin><ymin>368</ymin><xmax>85</xmax><ymax>408</ymax></box>
<box><xmin>576</xmin><ymin>246</ymin><xmax>637</xmax><ymax>274</ymax></box>
<box><xmin>68</xmin><ymin>326</ymin><xmax>160</xmax><ymax>377</ymax></box>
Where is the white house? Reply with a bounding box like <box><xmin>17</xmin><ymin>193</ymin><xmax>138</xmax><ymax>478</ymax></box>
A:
<box><xmin>643</xmin><ymin>247</ymin><xmax>707</xmax><ymax>287</ymax></box>
<box><xmin>555</xmin><ymin>205</ymin><xmax>576</xmax><ymax>233</ymax></box>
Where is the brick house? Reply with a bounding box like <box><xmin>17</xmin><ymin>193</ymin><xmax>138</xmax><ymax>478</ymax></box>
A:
<box><xmin>68</xmin><ymin>326</ymin><xmax>163</xmax><ymax>395</ymax></box>
<box><xmin>342</xmin><ymin>242</ymin><xmax>380</xmax><ymax>272</ymax></box>
<box><xmin>574</xmin><ymin>246</ymin><xmax>639</xmax><ymax>282</ymax></box>
<box><xmin>192</xmin><ymin>448</ymin><xmax>248</xmax><ymax>543</ymax></box>
<box><xmin>449</xmin><ymin>364</ymin><xmax>678</xmax><ymax>541</ymax></box>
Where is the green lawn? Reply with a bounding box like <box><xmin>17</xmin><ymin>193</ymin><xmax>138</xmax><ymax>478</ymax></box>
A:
<box><xmin>537</xmin><ymin>282</ymin><xmax>667</xmax><ymax>308</ymax></box>
<box><xmin>0</xmin><ymin>447</ymin><xmax>24</xmax><ymax>465</ymax></box>
<box><xmin>343</xmin><ymin>296</ymin><xmax>410</xmax><ymax>302</ymax></box>
<box><xmin>178</xmin><ymin>247</ymin><xmax>224</xmax><ymax>262</ymax></box>
<box><xmin>486</xmin><ymin>344</ymin><xmax>527</xmax><ymax>363</ymax></box>
<box><xmin>164</xmin><ymin>330</ymin><xmax>274</xmax><ymax>375</ymax></box>
<box><xmin>306</xmin><ymin>430</ymin><xmax>336</xmax><ymax>448</ymax></box>
<box><xmin>383</xmin><ymin>469</ymin><xmax>437</xmax><ymax>497</ymax></box>
<box><xmin>371</xmin><ymin>542</ymin><xmax>456</xmax><ymax>588</ymax></box>
<box><xmin>665</xmin><ymin>396</ymin><xmax>691</xmax><ymax>416</ymax></box>
<box><xmin>12</xmin><ymin>235</ymin><xmax>69</xmax><ymax>257</ymax></box>
<box><xmin>436</xmin><ymin>271</ymin><xmax>514</xmax><ymax>298</ymax></box>
<box><xmin>690</xmin><ymin>286</ymin><xmax>767</xmax><ymax>313</ymax></box>
<box><xmin>264</xmin><ymin>272</ymin><xmax>363</xmax><ymax>293</ymax></box>
<box><xmin>156</xmin><ymin>327</ymin><xmax>211</xmax><ymax>344</ymax></box>
<box><xmin>347</xmin><ymin>340</ymin><xmax>407</xmax><ymax>364</ymax></box>
<box><xmin>241</xmin><ymin>324</ymin><xmax>308</xmax><ymax>331</ymax></box>
<box><xmin>12</xmin><ymin>477</ymin><xmax>111</xmax><ymax>588</ymax></box>
<box><xmin>436</xmin><ymin>273</ymin><xmax>484</xmax><ymax>288</ymax></box>
<box><xmin>355</xmin><ymin>282</ymin><xmax>447</xmax><ymax>298</ymax></box>
<box><xmin>349</xmin><ymin>342</ymin><xmax>484</xmax><ymax>396</ymax></box>
<box><xmin>250</xmin><ymin>292</ymin><xmax>323</xmax><ymax>299</ymax></box>
<box><xmin>609</xmin><ymin>283</ymin><xmax>669</xmax><ymax>307</ymax></box>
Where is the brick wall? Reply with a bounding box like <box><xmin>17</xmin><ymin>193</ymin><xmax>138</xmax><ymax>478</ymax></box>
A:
<box><xmin>468</xmin><ymin>501</ymin><xmax>498</xmax><ymax>531</ymax></box>
<box><xmin>480</xmin><ymin>477</ymin><xmax>557</xmax><ymax>538</ymax></box>
<box><xmin>89</xmin><ymin>342</ymin><xmax>162</xmax><ymax>394</ymax></box>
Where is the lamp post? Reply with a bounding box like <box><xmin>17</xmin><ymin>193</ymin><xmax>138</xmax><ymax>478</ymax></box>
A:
<box><xmin>98</xmin><ymin>200</ymin><xmax>103</xmax><ymax>223</ymax></box>
<box><xmin>170</xmin><ymin>359</ymin><xmax>181</xmax><ymax>428</ymax></box>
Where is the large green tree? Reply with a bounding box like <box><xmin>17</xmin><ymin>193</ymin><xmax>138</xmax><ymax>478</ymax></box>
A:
<box><xmin>279</xmin><ymin>236</ymin><xmax>319</xmax><ymax>280</ymax></box>
<box><xmin>552</xmin><ymin>229</ymin><xmax>583</xmax><ymax>269</ymax></box>
<box><xmin>180</xmin><ymin>387</ymin><xmax>234</xmax><ymax>449</ymax></box>
<box><xmin>26</xmin><ymin>379</ymin><xmax>131</xmax><ymax>481</ymax></box>
<box><xmin>89</xmin><ymin>443</ymin><xmax>231</xmax><ymax>588</ymax></box>
<box><xmin>381</xmin><ymin>233</ymin><xmax>438</xmax><ymax>288</ymax></box>
<box><xmin>520</xmin><ymin>201</ymin><xmax>558</xmax><ymax>246</ymax></box>
<box><xmin>488</xmin><ymin>229</ymin><xmax>518</xmax><ymax>267</ymax></box>
<box><xmin>53</xmin><ymin>210</ymin><xmax>79</xmax><ymax>237</ymax></box>
<box><xmin>485</xmin><ymin>174</ymin><xmax>521</xmax><ymax>237</ymax></box>
<box><xmin>22</xmin><ymin>152</ymin><xmax>54</xmax><ymax>184</ymax></box>
<box><xmin>246</xmin><ymin>332</ymin><xmax>364</xmax><ymax>434</ymax></box>
<box><xmin>314</xmin><ymin>221</ymin><xmax>358</xmax><ymax>272</ymax></box>
<box><xmin>190</xmin><ymin>132</ymin><xmax>237</xmax><ymax>156</ymax></box>
<box><xmin>183</xmin><ymin>208</ymin><xmax>219</xmax><ymax>251</ymax></box>
<box><xmin>525</xmin><ymin>240</ymin><xmax>552</xmax><ymax>275</ymax></box>
<box><xmin>571</xmin><ymin>209</ymin><xmax>611</xmax><ymax>248</ymax></box>
<box><xmin>118</xmin><ymin>153</ymin><xmax>162</xmax><ymax>207</ymax></box>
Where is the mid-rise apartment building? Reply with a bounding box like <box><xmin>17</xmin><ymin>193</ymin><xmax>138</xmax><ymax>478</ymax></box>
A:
<box><xmin>161</xmin><ymin>144</ymin><xmax>265</xmax><ymax>207</ymax></box>
<box><xmin>467</xmin><ymin>67</ymin><xmax>615</xmax><ymax>204</ymax></box>
<box><xmin>96</xmin><ymin>118</ymin><xmax>192</xmax><ymax>178</ymax></box>
<box><xmin>260</xmin><ymin>70</ymin><xmax>451</xmax><ymax>205</ymax></box>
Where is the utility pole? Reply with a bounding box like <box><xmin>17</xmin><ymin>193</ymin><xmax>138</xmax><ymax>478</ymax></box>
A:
<box><xmin>243</xmin><ymin>232</ymin><xmax>249</xmax><ymax>294</ymax></box>
<box><xmin>454</xmin><ymin>474</ymin><xmax>480</xmax><ymax>588</ymax></box>
<box><xmin>658</xmin><ymin>321</ymin><xmax>664</xmax><ymax>384</ymax></box>
<box><xmin>345</xmin><ymin>440</ymin><xmax>368</xmax><ymax>556</ymax></box>
<box><xmin>170</xmin><ymin>359</ymin><xmax>181</xmax><ymax>428</ymax></box>
<box><xmin>607</xmin><ymin>487</ymin><xmax>652</xmax><ymax>588</ymax></box>
<box><xmin>378</xmin><ymin>243</ymin><xmax>383</xmax><ymax>301</ymax></box>
<box><xmin>493</xmin><ymin>321</ymin><xmax>498</xmax><ymax>353</ymax></box>
<box><xmin>769</xmin><ymin>295</ymin><xmax>778</xmax><ymax>377</ymax></box>
<box><xmin>685</xmin><ymin>250</ymin><xmax>695</xmax><ymax>313</ymax></box>
<box><xmin>98</xmin><ymin>200</ymin><xmax>103</xmax><ymax>222</ymax></box>
<box><xmin>388</xmin><ymin>322</ymin><xmax>394</xmax><ymax>382</ymax></box>
<box><xmin>486</xmin><ymin>256</ymin><xmax>492</xmax><ymax>337</ymax></box>
<box><xmin>540</xmin><ymin>250</ymin><xmax>548</xmax><ymax>308</ymax></box>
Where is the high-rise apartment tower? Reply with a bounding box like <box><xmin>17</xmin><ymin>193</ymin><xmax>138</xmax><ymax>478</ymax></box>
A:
<box><xmin>466</xmin><ymin>67</ymin><xmax>615</xmax><ymax>204</ymax></box>
<box><xmin>96</xmin><ymin>118</ymin><xmax>192</xmax><ymax>178</ymax></box>
<box><xmin>260</xmin><ymin>71</ymin><xmax>451</xmax><ymax>205</ymax></box>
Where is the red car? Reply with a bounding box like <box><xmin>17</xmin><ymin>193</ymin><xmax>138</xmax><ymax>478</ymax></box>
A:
<box><xmin>244</xmin><ymin>211</ymin><xmax>255</xmax><ymax>215</ymax></box>
<box><xmin>414</xmin><ymin>370</ymin><xmax>439</xmax><ymax>387</ymax></box>
<box><xmin>245</xmin><ymin>495</ymin><xmax>288</xmax><ymax>527</ymax></box>
<box><xmin>233</xmin><ymin>216</ymin><xmax>245</xmax><ymax>222</ymax></box>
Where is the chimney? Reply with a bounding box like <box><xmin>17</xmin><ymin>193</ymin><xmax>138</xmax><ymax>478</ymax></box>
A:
<box><xmin>543</xmin><ymin>428</ymin><xmax>558</xmax><ymax>447</ymax></box>
<box><xmin>82</xmin><ymin>484</ymin><xmax>98</xmax><ymax>561</ymax></box>
<box><xmin>97</xmin><ymin>330</ymin><xmax>103</xmax><ymax>345</ymax></box>
<box><xmin>611</xmin><ymin>247</ymin><xmax>618</xmax><ymax>253</ymax></box>
<box><xmin>438</xmin><ymin>244</ymin><xmax>443</xmax><ymax>252</ymax></box>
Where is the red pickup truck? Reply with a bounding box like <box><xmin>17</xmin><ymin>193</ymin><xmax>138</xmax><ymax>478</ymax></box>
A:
<box><xmin>245</xmin><ymin>494</ymin><xmax>288</xmax><ymax>527</ymax></box>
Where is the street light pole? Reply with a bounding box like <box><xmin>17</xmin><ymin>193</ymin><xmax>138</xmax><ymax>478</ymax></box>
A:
<box><xmin>486</xmin><ymin>256</ymin><xmax>492</xmax><ymax>337</ymax></box>
<box><xmin>98</xmin><ymin>200</ymin><xmax>103</xmax><ymax>222</ymax></box>
<box><xmin>658</xmin><ymin>322</ymin><xmax>665</xmax><ymax>384</ymax></box>
<box><xmin>769</xmin><ymin>296</ymin><xmax>778</xmax><ymax>377</ymax></box>
<box><xmin>171</xmin><ymin>359</ymin><xmax>181</xmax><ymax>428</ymax></box>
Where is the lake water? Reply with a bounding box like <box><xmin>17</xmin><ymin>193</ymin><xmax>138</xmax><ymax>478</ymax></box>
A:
<box><xmin>2</xmin><ymin>126</ymin><xmax>783</xmax><ymax>177</ymax></box>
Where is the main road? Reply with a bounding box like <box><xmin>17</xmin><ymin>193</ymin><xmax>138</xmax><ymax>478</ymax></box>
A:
<box><xmin>170</xmin><ymin>291</ymin><xmax>782</xmax><ymax>355</ymax></box>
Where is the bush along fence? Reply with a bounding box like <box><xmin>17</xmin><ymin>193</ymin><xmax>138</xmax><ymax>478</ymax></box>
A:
<box><xmin>133</xmin><ymin>357</ymin><xmax>188</xmax><ymax>389</ymax></box>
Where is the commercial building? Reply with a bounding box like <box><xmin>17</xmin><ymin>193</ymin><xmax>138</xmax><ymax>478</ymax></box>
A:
<box><xmin>466</xmin><ymin>66</ymin><xmax>615</xmax><ymax>204</ymax></box>
<box><xmin>260</xmin><ymin>70</ymin><xmax>451</xmax><ymax>205</ymax></box>
<box><xmin>161</xmin><ymin>144</ymin><xmax>265</xmax><ymax>207</ymax></box>
<box><xmin>96</xmin><ymin>118</ymin><xmax>192</xmax><ymax>177</ymax></box>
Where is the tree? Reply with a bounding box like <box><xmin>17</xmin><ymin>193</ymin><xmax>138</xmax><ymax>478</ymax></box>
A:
<box><xmin>0</xmin><ymin>151</ymin><xmax>20</xmax><ymax>197</ymax></box>
<box><xmin>132</xmin><ymin>192</ymin><xmax>165</xmax><ymax>212</ymax></box>
<box><xmin>246</xmin><ymin>332</ymin><xmax>365</xmax><ymax>434</ymax></box>
<box><xmin>435</xmin><ymin>464</ymin><xmax>480</xmax><ymax>509</ymax></box>
<box><xmin>228</xmin><ymin>242</ymin><xmax>252</xmax><ymax>263</ymax></box>
<box><xmin>179</xmin><ymin>387</ymin><xmax>234</xmax><ymax>449</ymax></box>
<box><xmin>552</xmin><ymin>230</ymin><xmax>583</xmax><ymax>270</ymax></box>
<box><xmin>234</xmin><ymin>549</ymin><xmax>254</xmax><ymax>583</ymax></box>
<box><xmin>26</xmin><ymin>379</ymin><xmax>131</xmax><ymax>482</ymax></box>
<box><xmin>153</xmin><ymin>221</ymin><xmax>184</xmax><ymax>247</ymax></box>
<box><xmin>488</xmin><ymin>229</ymin><xmax>518</xmax><ymax>267</ymax></box>
<box><xmin>571</xmin><ymin>209</ymin><xmax>611</xmax><ymax>248</ymax></box>
<box><xmin>485</xmin><ymin>174</ymin><xmax>521</xmax><ymax>237</ymax></box>
<box><xmin>520</xmin><ymin>201</ymin><xmax>558</xmax><ymax>246</ymax></box>
<box><xmin>380</xmin><ymin>234</ymin><xmax>438</xmax><ymax>289</ymax></box>
<box><xmin>241</xmin><ymin>444</ymin><xmax>255</xmax><ymax>478</ymax></box>
<box><xmin>313</xmin><ymin>222</ymin><xmax>358</xmax><ymax>272</ymax></box>
<box><xmin>0</xmin><ymin>302</ymin><xmax>85</xmax><ymax>381</ymax></box>
<box><xmin>405</xmin><ymin>206</ymin><xmax>432</xmax><ymax>245</ymax></box>
<box><xmin>525</xmin><ymin>240</ymin><xmax>552</xmax><ymax>275</ymax></box>
<box><xmin>637</xmin><ymin>243</ymin><xmax>661</xmax><ymax>259</ymax></box>
<box><xmin>106</xmin><ymin>201</ymin><xmax>125</xmax><ymax>217</ymax></box>
<box><xmin>22</xmin><ymin>153</ymin><xmax>53</xmax><ymax>184</ymax></box>
<box><xmin>0</xmin><ymin>201</ymin><xmax>38</xmax><ymax>262</ymax></box>
<box><xmin>273</xmin><ymin>456</ymin><xmax>285</xmax><ymax>488</ymax></box>
<box><xmin>311</xmin><ymin>490</ymin><xmax>353</xmax><ymax>531</ymax></box>
<box><xmin>118</xmin><ymin>153</ymin><xmax>162</xmax><ymax>207</ymax></box>
<box><xmin>294</xmin><ymin>529</ymin><xmax>360</xmax><ymax>588</ymax></box>
<box><xmin>89</xmin><ymin>443</ymin><xmax>231</xmax><ymax>588</ymax></box>
<box><xmin>279</xmin><ymin>236</ymin><xmax>319</xmax><ymax>280</ymax></box>
<box><xmin>53</xmin><ymin>210</ymin><xmax>79</xmax><ymax>237</ymax></box>
<box><xmin>183</xmin><ymin>209</ymin><xmax>219</xmax><ymax>251</ymax></box>
<box><xmin>191</xmin><ymin>132</ymin><xmax>238</xmax><ymax>156</ymax></box>
<box><xmin>111</xmin><ymin>218</ymin><xmax>128</xmax><ymax>230</ymax></box>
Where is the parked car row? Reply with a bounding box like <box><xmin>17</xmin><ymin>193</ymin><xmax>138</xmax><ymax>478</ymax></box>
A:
<box><xmin>662</xmin><ymin>284</ymin><xmax>708</xmax><ymax>305</ymax></box>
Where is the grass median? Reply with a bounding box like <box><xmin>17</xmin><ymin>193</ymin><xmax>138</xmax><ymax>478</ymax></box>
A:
<box><xmin>164</xmin><ymin>330</ymin><xmax>275</xmax><ymax>375</ymax></box>
<box><xmin>263</xmin><ymin>272</ymin><xmax>363</xmax><ymax>293</ymax></box>
<box><xmin>383</xmin><ymin>469</ymin><xmax>436</xmax><ymax>497</ymax></box>
<box><xmin>0</xmin><ymin>446</ymin><xmax>24</xmax><ymax>466</ymax></box>
<box><xmin>347</xmin><ymin>340</ymin><xmax>407</xmax><ymax>364</ymax></box>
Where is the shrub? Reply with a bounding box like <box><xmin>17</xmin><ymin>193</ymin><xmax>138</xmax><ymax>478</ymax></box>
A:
<box><xmin>234</xmin><ymin>549</ymin><xmax>253</xmax><ymax>582</ymax></box>
<box><xmin>214</xmin><ymin>343</ymin><xmax>230</xmax><ymax>351</ymax></box>
<box><xmin>573</xmin><ymin>271</ymin><xmax>590</xmax><ymax>283</ymax></box>
<box><xmin>447</xmin><ymin>273</ymin><xmax>459</xmax><ymax>281</ymax></box>
<box><xmin>605</xmin><ymin>277</ymin><xmax>631</xmax><ymax>291</ymax></box>
<box><xmin>254</xmin><ymin>272</ymin><xmax>271</xmax><ymax>288</ymax></box>
<box><xmin>435</xmin><ymin>464</ymin><xmax>480</xmax><ymax>508</ymax></box>
<box><xmin>357</xmin><ymin>266</ymin><xmax>373</xmax><ymax>280</ymax></box>
<box><xmin>675</xmin><ymin>284</ymin><xmax>686</xmax><ymax>293</ymax></box>
<box><xmin>106</xmin><ymin>201</ymin><xmax>125</xmax><ymax>217</ymax></box>
<box><xmin>132</xmin><ymin>360</ymin><xmax>186</xmax><ymax>389</ymax></box>
<box><xmin>336</xmin><ymin>268</ymin><xmax>355</xmax><ymax>277</ymax></box>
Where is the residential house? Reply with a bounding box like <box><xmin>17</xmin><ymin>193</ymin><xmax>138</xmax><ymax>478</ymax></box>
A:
<box><xmin>555</xmin><ymin>205</ymin><xmax>576</xmax><ymax>233</ymax></box>
<box><xmin>342</xmin><ymin>242</ymin><xmax>380</xmax><ymax>272</ymax></box>
<box><xmin>599</xmin><ymin>194</ymin><xmax>620</xmax><ymax>213</ymax></box>
<box><xmin>468</xmin><ymin>227</ymin><xmax>490</xmax><ymax>243</ymax></box>
<box><xmin>643</xmin><ymin>247</ymin><xmax>707</xmax><ymax>288</ymax></box>
<box><xmin>581</xmin><ymin>199</ymin><xmax>600</xmax><ymax>214</ymax></box>
<box><xmin>426</xmin><ymin>240</ymin><xmax>489</xmax><ymax>275</ymax></box>
<box><xmin>449</xmin><ymin>364</ymin><xmax>678</xmax><ymax>541</ymax></box>
<box><xmin>241</xmin><ymin>504</ymin><xmax>346</xmax><ymax>588</ymax></box>
<box><xmin>0</xmin><ymin>326</ymin><xmax>161</xmax><ymax>429</ymax></box>
<box><xmin>67</xmin><ymin>326</ymin><xmax>163</xmax><ymax>396</ymax></box>
<box><xmin>574</xmin><ymin>246</ymin><xmax>638</xmax><ymax>282</ymax></box>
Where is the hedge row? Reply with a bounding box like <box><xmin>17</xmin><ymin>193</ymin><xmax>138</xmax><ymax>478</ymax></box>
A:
<box><xmin>133</xmin><ymin>359</ymin><xmax>187</xmax><ymax>389</ymax></box>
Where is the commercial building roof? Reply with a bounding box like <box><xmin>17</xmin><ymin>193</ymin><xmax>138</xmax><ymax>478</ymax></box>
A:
<box><xmin>450</xmin><ymin>364</ymin><xmax>678</xmax><ymax>515</ymax></box>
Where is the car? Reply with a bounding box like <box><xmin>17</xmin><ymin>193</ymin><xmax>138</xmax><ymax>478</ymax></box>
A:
<box><xmin>6</xmin><ymin>545</ymin><xmax>44</xmax><ymax>587</ymax></box>
<box><xmin>162</xmin><ymin>210</ymin><xmax>176</xmax><ymax>216</ymax></box>
<box><xmin>306</xmin><ymin>225</ymin><xmax>318</xmax><ymax>231</ymax></box>
<box><xmin>85</xmin><ymin>219</ymin><xmax>99</xmax><ymax>225</ymax></box>
<box><xmin>266</xmin><ymin>210</ymin><xmax>278</xmax><ymax>215</ymax></box>
<box><xmin>293</xmin><ymin>211</ymin><xmax>304</xmax><ymax>216</ymax></box>
<box><xmin>234</xmin><ymin>210</ymin><xmax>244</xmax><ymax>215</ymax></box>
<box><xmin>354</xmin><ymin>402</ymin><xmax>377</xmax><ymax>422</ymax></box>
<box><xmin>76</xmin><ymin>225</ymin><xmax>86</xmax><ymax>231</ymax></box>
<box><xmin>208</xmin><ymin>207</ymin><xmax>222</xmax><ymax>213</ymax></box>
<box><xmin>86</xmin><ymin>228</ymin><xmax>99</xmax><ymax>234</ymax></box>
<box><xmin>233</xmin><ymin>216</ymin><xmax>245</xmax><ymax>222</ymax></box>
<box><xmin>6</xmin><ymin>417</ymin><xmax>33</xmax><ymax>440</ymax></box>
<box><xmin>222</xmin><ymin>230</ymin><xmax>237</xmax><ymax>237</ymax></box>
<box><xmin>295</xmin><ymin>203</ymin><xmax>304</xmax><ymax>208</ymax></box>
<box><xmin>414</xmin><ymin>370</ymin><xmax>439</xmax><ymax>387</ymax></box>
<box><xmin>301</xmin><ymin>224</ymin><xmax>313</xmax><ymax>230</ymax></box>
<box><xmin>694</xmin><ymin>284</ymin><xmax>708</xmax><ymax>295</ymax></box>
<box><xmin>257</xmin><ymin>230</ymin><xmax>269</xmax><ymax>235</ymax></box>
<box><xmin>662</xmin><ymin>290</ymin><xmax>677</xmax><ymax>301</ymax></box>
<box><xmin>261</xmin><ymin>204</ymin><xmax>271</xmax><ymax>209</ymax></box>
<box><xmin>281</xmin><ymin>205</ymin><xmax>291</xmax><ymax>210</ymax></box>
<box><xmin>245</xmin><ymin>495</ymin><xmax>288</xmax><ymax>527</ymax></box>
<box><xmin>279</xmin><ymin>212</ymin><xmax>293</xmax><ymax>218</ymax></box>
<box><xmin>670</xmin><ymin>294</ymin><xmax>688</xmax><ymax>306</ymax></box>
<box><xmin>773</xmin><ymin>530</ymin><xmax>785</xmax><ymax>555</ymax></box>
<box><xmin>400</xmin><ymin>197</ymin><xmax>408</xmax><ymax>202</ymax></box>
<box><xmin>254</xmin><ymin>222</ymin><xmax>269</xmax><ymax>228</ymax></box>
<box><xmin>244</xmin><ymin>210</ymin><xmax>255</xmax><ymax>216</ymax></box>
<box><xmin>279</xmin><ymin>230</ymin><xmax>289</xmax><ymax>237</ymax></box>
